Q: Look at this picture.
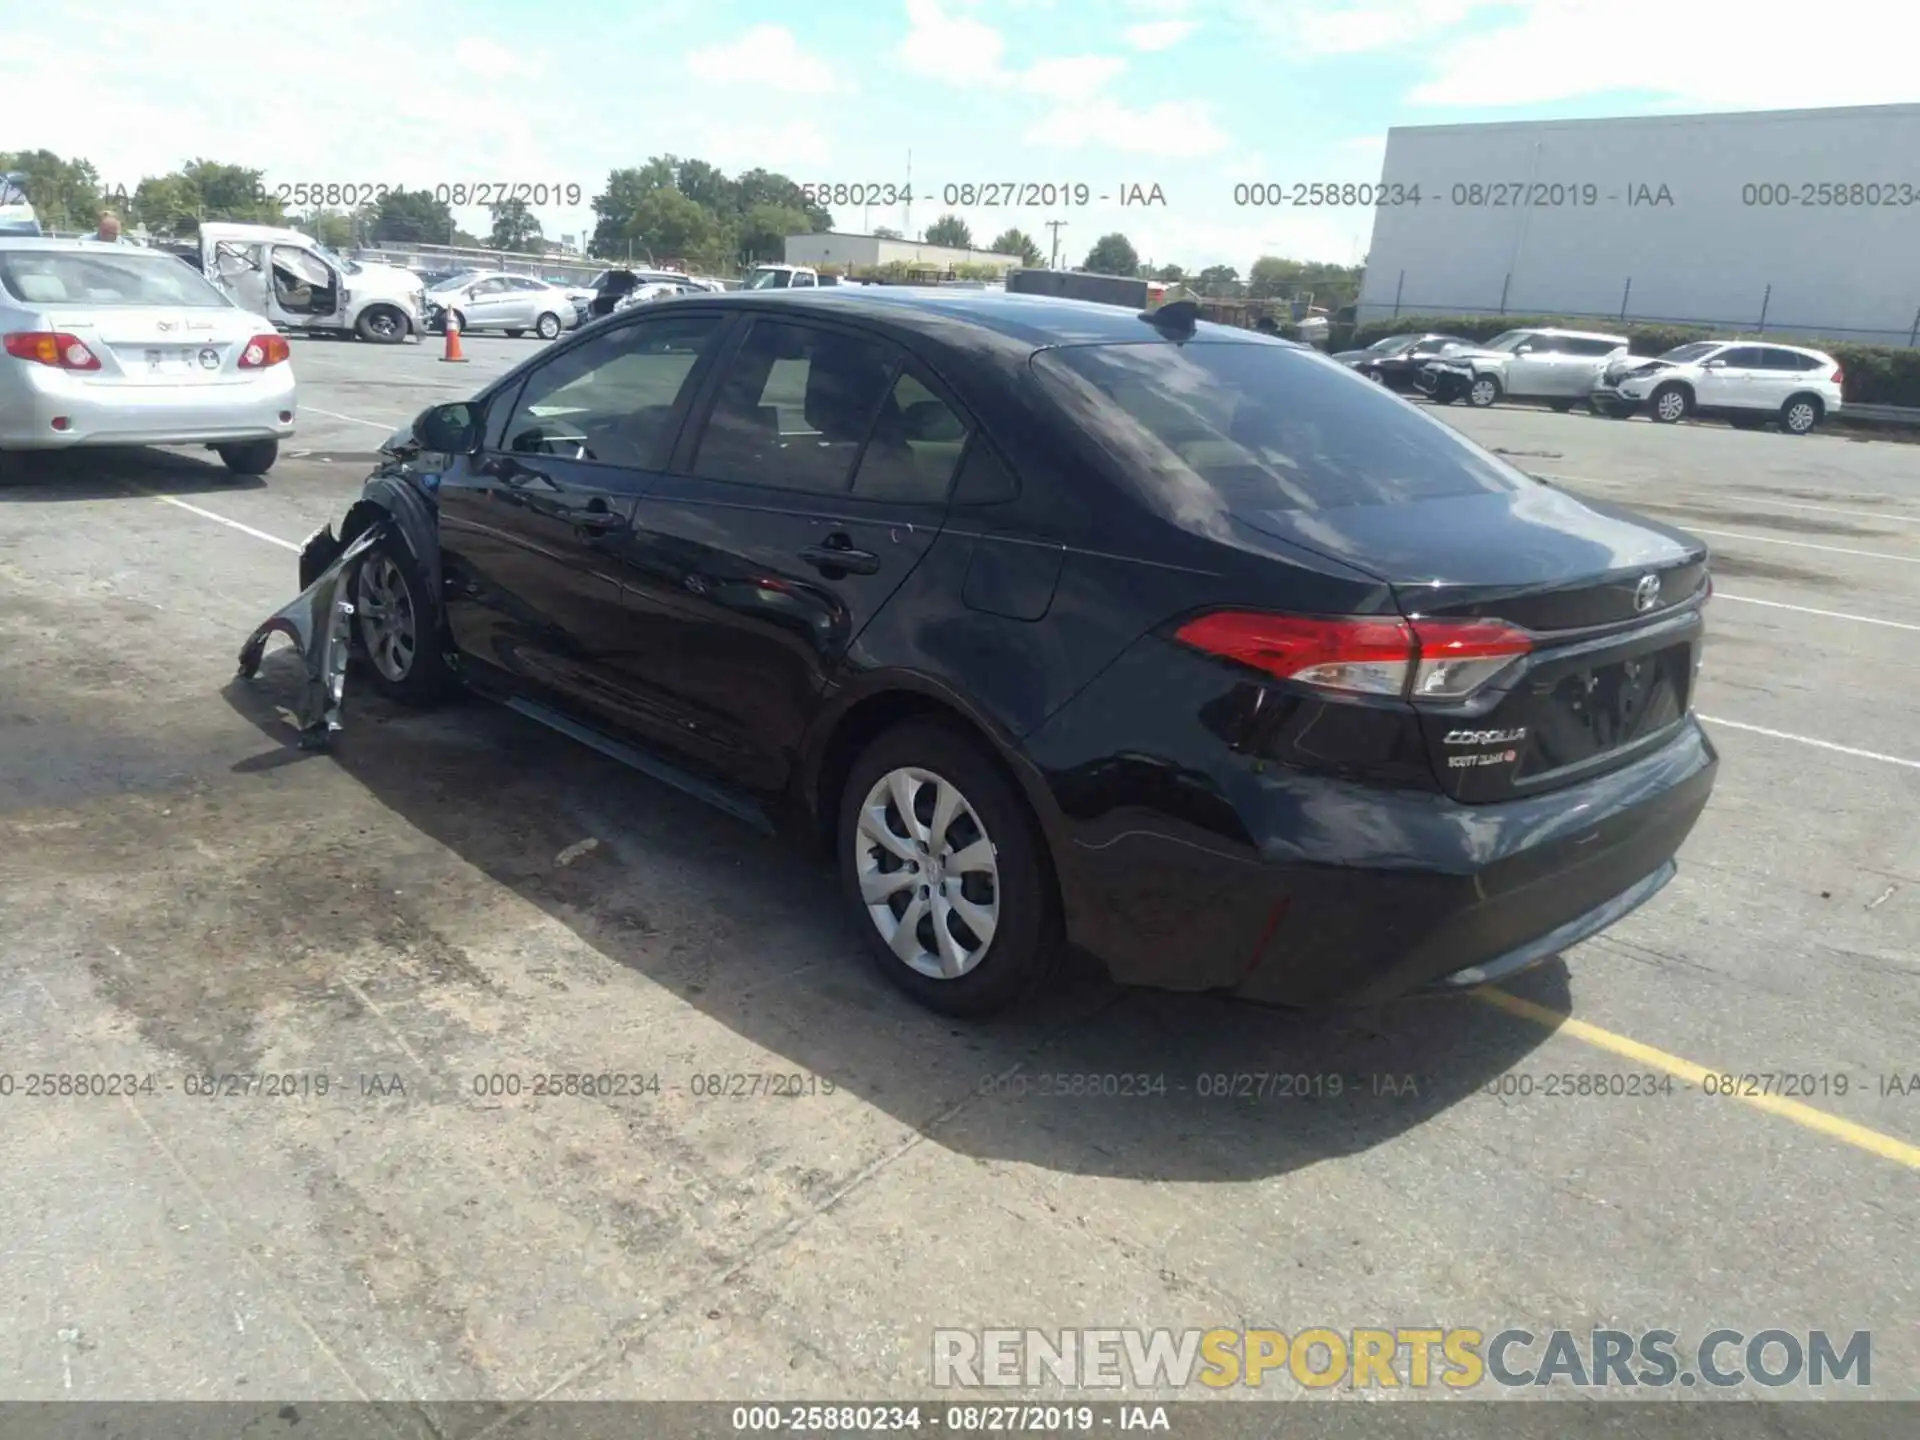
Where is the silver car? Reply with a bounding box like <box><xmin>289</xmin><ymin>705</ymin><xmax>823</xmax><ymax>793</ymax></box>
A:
<box><xmin>0</xmin><ymin>238</ymin><xmax>296</xmax><ymax>475</ymax></box>
<box><xmin>425</xmin><ymin>271</ymin><xmax>579</xmax><ymax>339</ymax></box>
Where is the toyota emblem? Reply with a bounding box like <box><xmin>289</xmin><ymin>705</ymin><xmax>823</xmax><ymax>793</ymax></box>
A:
<box><xmin>1633</xmin><ymin>574</ymin><xmax>1661</xmax><ymax>612</ymax></box>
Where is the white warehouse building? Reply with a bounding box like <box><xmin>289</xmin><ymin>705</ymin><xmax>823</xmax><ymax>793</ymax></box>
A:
<box><xmin>783</xmin><ymin>231</ymin><xmax>1024</xmax><ymax>275</ymax></box>
<box><xmin>1356</xmin><ymin>103</ymin><xmax>1920</xmax><ymax>347</ymax></box>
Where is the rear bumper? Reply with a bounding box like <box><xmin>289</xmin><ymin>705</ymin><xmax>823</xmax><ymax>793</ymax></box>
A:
<box><xmin>1040</xmin><ymin>719</ymin><xmax>1717</xmax><ymax>1007</ymax></box>
<box><xmin>0</xmin><ymin>365</ymin><xmax>297</xmax><ymax>449</ymax></box>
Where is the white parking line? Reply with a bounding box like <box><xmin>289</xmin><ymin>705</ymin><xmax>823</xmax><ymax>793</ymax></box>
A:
<box><xmin>1699</xmin><ymin>715</ymin><xmax>1920</xmax><ymax>771</ymax></box>
<box><xmin>302</xmin><ymin>406</ymin><xmax>402</xmax><ymax>431</ymax></box>
<box><xmin>1715</xmin><ymin>593</ymin><xmax>1920</xmax><ymax>632</ymax></box>
<box><xmin>1538</xmin><ymin>472</ymin><xmax>1920</xmax><ymax>526</ymax></box>
<box><xmin>151</xmin><ymin>495</ymin><xmax>301</xmax><ymax>552</ymax></box>
<box><xmin>1685</xmin><ymin>527</ymin><xmax>1919</xmax><ymax>565</ymax></box>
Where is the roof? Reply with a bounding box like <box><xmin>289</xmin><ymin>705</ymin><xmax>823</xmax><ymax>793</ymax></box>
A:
<box><xmin>1387</xmin><ymin>101</ymin><xmax>1920</xmax><ymax>138</ymax></box>
<box><xmin>0</xmin><ymin>237</ymin><xmax>174</xmax><ymax>256</ymax></box>
<box><xmin>676</xmin><ymin>287</ymin><xmax>1284</xmax><ymax>352</ymax></box>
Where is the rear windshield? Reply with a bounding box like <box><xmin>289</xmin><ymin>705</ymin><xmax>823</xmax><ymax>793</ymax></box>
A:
<box><xmin>0</xmin><ymin>249</ymin><xmax>231</xmax><ymax>308</ymax></box>
<box><xmin>1033</xmin><ymin>341</ymin><xmax>1534</xmax><ymax>512</ymax></box>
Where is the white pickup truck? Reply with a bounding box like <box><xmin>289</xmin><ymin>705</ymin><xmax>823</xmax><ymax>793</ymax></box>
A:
<box><xmin>171</xmin><ymin>223</ymin><xmax>426</xmax><ymax>343</ymax></box>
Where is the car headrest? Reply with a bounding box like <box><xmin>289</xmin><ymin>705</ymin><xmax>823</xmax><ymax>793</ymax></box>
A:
<box><xmin>803</xmin><ymin>349</ymin><xmax>892</xmax><ymax>440</ymax></box>
<box><xmin>14</xmin><ymin>273</ymin><xmax>69</xmax><ymax>303</ymax></box>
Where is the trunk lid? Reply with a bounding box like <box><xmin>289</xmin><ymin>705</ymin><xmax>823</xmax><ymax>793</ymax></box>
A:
<box><xmin>1235</xmin><ymin>485</ymin><xmax>1709</xmax><ymax>801</ymax></box>
<box><xmin>49</xmin><ymin>306</ymin><xmax>266</xmax><ymax>386</ymax></box>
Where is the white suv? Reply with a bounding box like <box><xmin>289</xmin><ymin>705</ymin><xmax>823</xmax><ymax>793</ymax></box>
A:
<box><xmin>1590</xmin><ymin>341</ymin><xmax>1844</xmax><ymax>435</ymax></box>
<box><xmin>1415</xmin><ymin>327</ymin><xmax>1629</xmax><ymax>409</ymax></box>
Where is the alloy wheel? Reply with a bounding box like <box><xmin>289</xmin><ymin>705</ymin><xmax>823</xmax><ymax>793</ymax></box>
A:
<box><xmin>356</xmin><ymin>554</ymin><xmax>417</xmax><ymax>682</ymax></box>
<box><xmin>1657</xmin><ymin>390</ymin><xmax>1687</xmax><ymax>422</ymax></box>
<box><xmin>1785</xmin><ymin>401</ymin><xmax>1816</xmax><ymax>433</ymax></box>
<box><xmin>854</xmin><ymin>766</ymin><xmax>1000</xmax><ymax>980</ymax></box>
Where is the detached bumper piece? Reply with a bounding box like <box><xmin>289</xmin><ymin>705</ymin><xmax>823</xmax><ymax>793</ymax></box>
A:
<box><xmin>235</xmin><ymin>520</ymin><xmax>386</xmax><ymax>751</ymax></box>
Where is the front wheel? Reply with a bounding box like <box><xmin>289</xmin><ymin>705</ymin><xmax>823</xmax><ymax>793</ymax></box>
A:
<box><xmin>1650</xmin><ymin>383</ymin><xmax>1690</xmax><ymax>423</ymax></box>
<box><xmin>216</xmin><ymin>439</ymin><xmax>278</xmax><ymax>475</ymax></box>
<box><xmin>353</xmin><ymin>534</ymin><xmax>453</xmax><ymax>707</ymax></box>
<box><xmin>355</xmin><ymin>305</ymin><xmax>408</xmax><ymax>344</ymax></box>
<box><xmin>535</xmin><ymin>312</ymin><xmax>563</xmax><ymax>340</ymax></box>
<box><xmin>1467</xmin><ymin>374</ymin><xmax>1501</xmax><ymax>407</ymax></box>
<box><xmin>838</xmin><ymin>723</ymin><xmax>1061</xmax><ymax>1017</ymax></box>
<box><xmin>1780</xmin><ymin>395</ymin><xmax>1823</xmax><ymax>434</ymax></box>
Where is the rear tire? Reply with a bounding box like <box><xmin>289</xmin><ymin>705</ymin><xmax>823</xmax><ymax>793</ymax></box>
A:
<box><xmin>1467</xmin><ymin>374</ymin><xmax>1501</xmax><ymax>407</ymax></box>
<box><xmin>216</xmin><ymin>439</ymin><xmax>278</xmax><ymax>475</ymax></box>
<box><xmin>1650</xmin><ymin>383</ymin><xmax>1690</xmax><ymax>424</ymax></box>
<box><xmin>352</xmin><ymin>532</ymin><xmax>453</xmax><ymax>707</ymax></box>
<box><xmin>837</xmin><ymin>723</ymin><xmax>1061</xmax><ymax>1017</ymax></box>
<box><xmin>1780</xmin><ymin>395</ymin><xmax>1823</xmax><ymax>435</ymax></box>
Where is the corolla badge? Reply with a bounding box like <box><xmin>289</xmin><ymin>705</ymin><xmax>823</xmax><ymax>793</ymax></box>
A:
<box><xmin>1633</xmin><ymin>574</ymin><xmax>1662</xmax><ymax>612</ymax></box>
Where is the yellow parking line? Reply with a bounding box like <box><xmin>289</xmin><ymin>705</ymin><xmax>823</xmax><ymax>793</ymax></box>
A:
<box><xmin>1476</xmin><ymin>986</ymin><xmax>1920</xmax><ymax>1170</ymax></box>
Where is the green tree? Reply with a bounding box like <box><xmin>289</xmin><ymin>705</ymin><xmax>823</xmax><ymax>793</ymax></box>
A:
<box><xmin>0</xmin><ymin>149</ymin><xmax>102</xmax><ymax>231</ymax></box>
<box><xmin>623</xmin><ymin>187</ymin><xmax>728</xmax><ymax>266</ymax></box>
<box><xmin>131</xmin><ymin>173</ymin><xmax>200</xmax><ymax>236</ymax></box>
<box><xmin>372</xmin><ymin>188</ymin><xmax>457</xmax><ymax>244</ymax></box>
<box><xmin>294</xmin><ymin>208</ymin><xmax>357</xmax><ymax>248</ymax></box>
<box><xmin>988</xmin><ymin>227</ymin><xmax>1043</xmax><ymax>267</ymax></box>
<box><xmin>1195</xmin><ymin>264</ymin><xmax>1240</xmax><ymax>296</ymax></box>
<box><xmin>488</xmin><ymin>198</ymin><xmax>543</xmax><ymax>251</ymax></box>
<box><xmin>924</xmin><ymin>214</ymin><xmax>972</xmax><ymax>249</ymax></box>
<box><xmin>1083</xmin><ymin>233</ymin><xmax>1138</xmax><ymax>275</ymax></box>
<box><xmin>1151</xmin><ymin>263</ymin><xmax>1186</xmax><ymax>283</ymax></box>
<box><xmin>178</xmin><ymin>159</ymin><xmax>280</xmax><ymax>222</ymax></box>
<box><xmin>737</xmin><ymin>202</ymin><xmax>813</xmax><ymax>264</ymax></box>
<box><xmin>1247</xmin><ymin>255</ymin><xmax>1305</xmax><ymax>299</ymax></box>
<box><xmin>732</xmin><ymin>166</ymin><xmax>830</xmax><ymax>230</ymax></box>
<box><xmin>873</xmin><ymin>226</ymin><xmax>903</xmax><ymax>240</ymax></box>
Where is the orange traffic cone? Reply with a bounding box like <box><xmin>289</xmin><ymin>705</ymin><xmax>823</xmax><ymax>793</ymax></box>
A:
<box><xmin>440</xmin><ymin>311</ymin><xmax>467</xmax><ymax>363</ymax></box>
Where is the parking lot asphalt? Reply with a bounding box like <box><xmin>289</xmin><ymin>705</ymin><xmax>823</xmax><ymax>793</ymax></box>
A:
<box><xmin>2</xmin><ymin>333</ymin><xmax>1916</xmax><ymax>1416</ymax></box>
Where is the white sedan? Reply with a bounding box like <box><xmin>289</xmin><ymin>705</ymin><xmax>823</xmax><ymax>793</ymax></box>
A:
<box><xmin>423</xmin><ymin>271</ymin><xmax>580</xmax><ymax>339</ymax></box>
<box><xmin>0</xmin><ymin>238</ymin><xmax>295</xmax><ymax>475</ymax></box>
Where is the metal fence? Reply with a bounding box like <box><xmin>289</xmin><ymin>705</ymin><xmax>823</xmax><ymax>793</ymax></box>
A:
<box><xmin>1362</xmin><ymin>271</ymin><xmax>1920</xmax><ymax>348</ymax></box>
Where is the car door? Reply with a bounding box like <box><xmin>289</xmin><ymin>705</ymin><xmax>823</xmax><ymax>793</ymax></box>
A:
<box><xmin>1502</xmin><ymin>333</ymin><xmax>1560</xmax><ymax>396</ymax></box>
<box><xmin>435</xmin><ymin>310</ymin><xmax>734</xmax><ymax>730</ymax></box>
<box><xmin>1697</xmin><ymin>345</ymin><xmax>1763</xmax><ymax>409</ymax></box>
<box><xmin>619</xmin><ymin>314</ymin><xmax>968</xmax><ymax>795</ymax></box>
<box><xmin>1755</xmin><ymin>348</ymin><xmax>1816</xmax><ymax>409</ymax></box>
<box><xmin>463</xmin><ymin>276</ymin><xmax>512</xmax><ymax>329</ymax></box>
<box><xmin>507</xmin><ymin>276</ymin><xmax>548</xmax><ymax>327</ymax></box>
<box><xmin>209</xmin><ymin>240</ymin><xmax>270</xmax><ymax>319</ymax></box>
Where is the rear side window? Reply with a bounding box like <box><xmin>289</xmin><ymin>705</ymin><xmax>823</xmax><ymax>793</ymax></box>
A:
<box><xmin>851</xmin><ymin>369</ymin><xmax>973</xmax><ymax>503</ymax></box>
<box><xmin>1034</xmin><ymin>341</ymin><xmax>1534</xmax><ymax>513</ymax></box>
<box><xmin>1762</xmin><ymin>347</ymin><xmax>1827</xmax><ymax>371</ymax></box>
<box><xmin>0</xmin><ymin>250</ymin><xmax>231</xmax><ymax>307</ymax></box>
<box><xmin>1564</xmin><ymin>337</ymin><xmax>1624</xmax><ymax>356</ymax></box>
<box><xmin>691</xmin><ymin>319</ymin><xmax>899</xmax><ymax>494</ymax></box>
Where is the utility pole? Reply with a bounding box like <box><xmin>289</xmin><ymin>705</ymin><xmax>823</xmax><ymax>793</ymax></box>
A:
<box><xmin>903</xmin><ymin>150</ymin><xmax>913</xmax><ymax>243</ymax></box>
<box><xmin>1045</xmin><ymin>218</ymin><xmax>1066</xmax><ymax>269</ymax></box>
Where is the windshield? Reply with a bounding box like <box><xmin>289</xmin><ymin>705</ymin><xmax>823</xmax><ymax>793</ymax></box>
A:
<box><xmin>1034</xmin><ymin>341</ymin><xmax>1531</xmax><ymax>514</ymax></box>
<box><xmin>430</xmin><ymin>272</ymin><xmax>482</xmax><ymax>292</ymax></box>
<box><xmin>311</xmin><ymin>243</ymin><xmax>361</xmax><ymax>275</ymax></box>
<box><xmin>1366</xmin><ymin>334</ymin><xmax>1416</xmax><ymax>353</ymax></box>
<box><xmin>0</xmin><ymin>248</ymin><xmax>231</xmax><ymax>308</ymax></box>
<box><xmin>1659</xmin><ymin>342</ymin><xmax>1720</xmax><ymax>363</ymax></box>
<box><xmin>747</xmin><ymin>268</ymin><xmax>794</xmax><ymax>290</ymax></box>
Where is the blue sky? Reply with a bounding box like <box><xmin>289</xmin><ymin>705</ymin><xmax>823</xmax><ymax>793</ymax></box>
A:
<box><xmin>6</xmin><ymin>0</ymin><xmax>1908</xmax><ymax>270</ymax></box>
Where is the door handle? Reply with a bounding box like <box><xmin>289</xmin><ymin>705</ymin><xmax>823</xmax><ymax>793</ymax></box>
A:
<box><xmin>573</xmin><ymin>499</ymin><xmax>625</xmax><ymax>534</ymax></box>
<box><xmin>800</xmin><ymin>537</ymin><xmax>880</xmax><ymax>575</ymax></box>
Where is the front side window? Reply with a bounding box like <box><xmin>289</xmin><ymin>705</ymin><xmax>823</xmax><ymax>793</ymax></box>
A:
<box><xmin>690</xmin><ymin>319</ymin><xmax>900</xmax><ymax>494</ymax></box>
<box><xmin>270</xmin><ymin>245</ymin><xmax>333</xmax><ymax>313</ymax></box>
<box><xmin>497</xmin><ymin>313</ymin><xmax>725</xmax><ymax>468</ymax></box>
<box><xmin>1034</xmin><ymin>341</ymin><xmax>1534</xmax><ymax>515</ymax></box>
<box><xmin>0</xmin><ymin>249</ymin><xmax>232</xmax><ymax>307</ymax></box>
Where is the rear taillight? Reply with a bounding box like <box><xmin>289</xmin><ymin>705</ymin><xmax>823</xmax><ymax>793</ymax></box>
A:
<box><xmin>238</xmin><ymin>333</ymin><xmax>290</xmax><ymax>368</ymax></box>
<box><xmin>1173</xmin><ymin>612</ymin><xmax>1532</xmax><ymax>701</ymax></box>
<box><xmin>3</xmin><ymin>331</ymin><xmax>101</xmax><ymax>370</ymax></box>
<box><xmin>1830</xmin><ymin>365</ymin><xmax>1844</xmax><ymax>385</ymax></box>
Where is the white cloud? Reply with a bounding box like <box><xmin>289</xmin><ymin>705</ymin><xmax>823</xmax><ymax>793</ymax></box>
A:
<box><xmin>897</xmin><ymin>0</ymin><xmax>1007</xmax><ymax>81</ymax></box>
<box><xmin>451</xmin><ymin>38</ymin><xmax>527</xmax><ymax>80</ymax></box>
<box><xmin>1020</xmin><ymin>56</ymin><xmax>1129</xmax><ymax>101</ymax></box>
<box><xmin>1026</xmin><ymin>100</ymin><xmax>1231</xmax><ymax>158</ymax></box>
<box><xmin>1408</xmin><ymin>0</ymin><xmax>1920</xmax><ymax>108</ymax></box>
<box><xmin>1123</xmin><ymin>19</ymin><xmax>1199</xmax><ymax>49</ymax></box>
<box><xmin>1224</xmin><ymin>0</ymin><xmax>1522</xmax><ymax>56</ymax></box>
<box><xmin>685</xmin><ymin>25</ymin><xmax>837</xmax><ymax>93</ymax></box>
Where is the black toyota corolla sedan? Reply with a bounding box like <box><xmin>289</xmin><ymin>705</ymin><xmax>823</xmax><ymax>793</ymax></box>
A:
<box><xmin>276</xmin><ymin>288</ymin><xmax>1717</xmax><ymax>1017</ymax></box>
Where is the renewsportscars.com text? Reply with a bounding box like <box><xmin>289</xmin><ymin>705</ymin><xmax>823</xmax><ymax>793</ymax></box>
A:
<box><xmin>932</xmin><ymin>1327</ymin><xmax>1871</xmax><ymax>1390</ymax></box>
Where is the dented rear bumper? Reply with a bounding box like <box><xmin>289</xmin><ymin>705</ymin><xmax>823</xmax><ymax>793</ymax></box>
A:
<box><xmin>235</xmin><ymin>519</ymin><xmax>389</xmax><ymax>749</ymax></box>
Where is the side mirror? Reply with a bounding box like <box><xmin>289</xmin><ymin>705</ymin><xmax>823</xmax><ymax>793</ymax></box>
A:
<box><xmin>414</xmin><ymin>401</ymin><xmax>481</xmax><ymax>453</ymax></box>
<box><xmin>1513</xmin><ymin>343</ymin><xmax>1534</xmax><ymax>355</ymax></box>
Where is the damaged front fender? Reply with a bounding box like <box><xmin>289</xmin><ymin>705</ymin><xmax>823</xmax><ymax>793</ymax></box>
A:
<box><xmin>237</xmin><ymin>520</ymin><xmax>390</xmax><ymax>750</ymax></box>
